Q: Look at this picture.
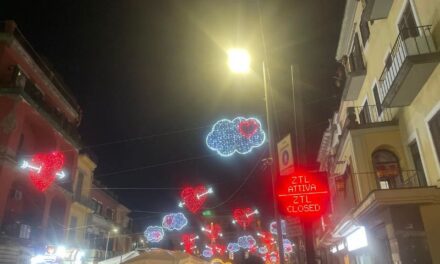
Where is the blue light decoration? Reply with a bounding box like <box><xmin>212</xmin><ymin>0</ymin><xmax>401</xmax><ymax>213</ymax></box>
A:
<box><xmin>206</xmin><ymin>117</ymin><xmax>266</xmax><ymax>157</ymax></box>
<box><xmin>202</xmin><ymin>248</ymin><xmax>214</xmax><ymax>258</ymax></box>
<box><xmin>283</xmin><ymin>239</ymin><xmax>293</xmax><ymax>254</ymax></box>
<box><xmin>258</xmin><ymin>246</ymin><xmax>268</xmax><ymax>255</ymax></box>
<box><xmin>237</xmin><ymin>235</ymin><xmax>257</xmax><ymax>249</ymax></box>
<box><xmin>144</xmin><ymin>226</ymin><xmax>164</xmax><ymax>243</ymax></box>
<box><xmin>162</xmin><ymin>213</ymin><xmax>188</xmax><ymax>231</ymax></box>
<box><xmin>227</xmin><ymin>242</ymin><xmax>240</xmax><ymax>253</ymax></box>
<box><xmin>269</xmin><ymin>220</ymin><xmax>287</xmax><ymax>235</ymax></box>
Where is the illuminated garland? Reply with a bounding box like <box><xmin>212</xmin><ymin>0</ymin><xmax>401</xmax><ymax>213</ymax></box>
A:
<box><xmin>144</xmin><ymin>226</ymin><xmax>164</xmax><ymax>243</ymax></box>
<box><xmin>162</xmin><ymin>213</ymin><xmax>188</xmax><ymax>231</ymax></box>
<box><xmin>206</xmin><ymin>117</ymin><xmax>266</xmax><ymax>157</ymax></box>
<box><xmin>232</xmin><ymin>208</ymin><xmax>258</xmax><ymax>228</ymax></box>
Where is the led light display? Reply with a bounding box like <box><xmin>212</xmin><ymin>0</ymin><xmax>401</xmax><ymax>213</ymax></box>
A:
<box><xmin>237</xmin><ymin>235</ymin><xmax>256</xmax><ymax>249</ymax></box>
<box><xmin>162</xmin><ymin>212</ymin><xmax>188</xmax><ymax>231</ymax></box>
<box><xmin>181</xmin><ymin>233</ymin><xmax>198</xmax><ymax>253</ymax></box>
<box><xmin>144</xmin><ymin>226</ymin><xmax>164</xmax><ymax>243</ymax></box>
<box><xmin>232</xmin><ymin>208</ymin><xmax>258</xmax><ymax>228</ymax></box>
<box><xmin>202</xmin><ymin>224</ymin><xmax>223</xmax><ymax>241</ymax></box>
<box><xmin>206</xmin><ymin>117</ymin><xmax>265</xmax><ymax>157</ymax></box>
<box><xmin>346</xmin><ymin>226</ymin><xmax>368</xmax><ymax>252</ymax></box>
<box><xmin>20</xmin><ymin>151</ymin><xmax>65</xmax><ymax>191</ymax></box>
<box><xmin>227</xmin><ymin>243</ymin><xmax>240</xmax><ymax>253</ymax></box>
<box><xmin>202</xmin><ymin>248</ymin><xmax>214</xmax><ymax>258</ymax></box>
<box><xmin>179</xmin><ymin>186</ymin><xmax>212</xmax><ymax>213</ymax></box>
<box><xmin>283</xmin><ymin>239</ymin><xmax>293</xmax><ymax>254</ymax></box>
<box><xmin>258</xmin><ymin>246</ymin><xmax>268</xmax><ymax>255</ymax></box>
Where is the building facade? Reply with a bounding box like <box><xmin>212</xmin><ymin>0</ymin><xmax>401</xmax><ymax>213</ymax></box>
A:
<box><xmin>0</xmin><ymin>20</ymin><xmax>82</xmax><ymax>250</ymax></box>
<box><xmin>0</xmin><ymin>21</ymin><xmax>133</xmax><ymax>262</ymax></box>
<box><xmin>315</xmin><ymin>1</ymin><xmax>440</xmax><ymax>263</ymax></box>
<box><xmin>86</xmin><ymin>181</ymin><xmax>133</xmax><ymax>259</ymax></box>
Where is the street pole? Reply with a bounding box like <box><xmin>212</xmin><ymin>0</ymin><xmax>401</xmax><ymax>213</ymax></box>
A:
<box><xmin>105</xmin><ymin>231</ymin><xmax>110</xmax><ymax>260</ymax></box>
<box><xmin>262</xmin><ymin>61</ymin><xmax>285</xmax><ymax>263</ymax></box>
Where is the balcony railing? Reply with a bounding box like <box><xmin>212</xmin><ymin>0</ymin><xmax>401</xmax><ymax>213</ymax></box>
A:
<box><xmin>354</xmin><ymin>170</ymin><xmax>426</xmax><ymax>192</ymax></box>
<box><xmin>73</xmin><ymin>194</ymin><xmax>95</xmax><ymax>210</ymax></box>
<box><xmin>0</xmin><ymin>67</ymin><xmax>81</xmax><ymax>147</ymax></box>
<box><xmin>378</xmin><ymin>25</ymin><xmax>439</xmax><ymax>107</ymax></box>
<box><xmin>341</xmin><ymin>52</ymin><xmax>367</xmax><ymax>101</ymax></box>
<box><xmin>343</xmin><ymin>105</ymin><xmax>394</xmax><ymax>129</ymax></box>
<box><xmin>0</xmin><ymin>21</ymin><xmax>80</xmax><ymax>114</ymax></box>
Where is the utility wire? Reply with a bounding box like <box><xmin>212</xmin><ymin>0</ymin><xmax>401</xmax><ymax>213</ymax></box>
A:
<box><xmin>95</xmin><ymin>153</ymin><xmax>214</xmax><ymax>178</ymax></box>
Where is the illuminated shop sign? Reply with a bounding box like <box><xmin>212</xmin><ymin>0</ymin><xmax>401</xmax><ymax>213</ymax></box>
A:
<box><xmin>346</xmin><ymin>227</ymin><xmax>368</xmax><ymax>252</ymax></box>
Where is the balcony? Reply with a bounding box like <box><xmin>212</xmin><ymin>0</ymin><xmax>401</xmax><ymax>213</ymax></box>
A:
<box><xmin>0</xmin><ymin>67</ymin><xmax>81</xmax><ymax>147</ymax></box>
<box><xmin>0</xmin><ymin>21</ymin><xmax>80</xmax><ymax>117</ymax></box>
<box><xmin>379</xmin><ymin>26</ymin><xmax>440</xmax><ymax>107</ymax></box>
<box><xmin>341</xmin><ymin>52</ymin><xmax>366</xmax><ymax>101</ymax></box>
<box><xmin>362</xmin><ymin>0</ymin><xmax>393</xmax><ymax>21</ymax></box>
<box><xmin>73</xmin><ymin>194</ymin><xmax>95</xmax><ymax>211</ymax></box>
<box><xmin>89</xmin><ymin>213</ymin><xmax>113</xmax><ymax>229</ymax></box>
<box><xmin>335</xmin><ymin>105</ymin><xmax>397</xmax><ymax>162</ymax></box>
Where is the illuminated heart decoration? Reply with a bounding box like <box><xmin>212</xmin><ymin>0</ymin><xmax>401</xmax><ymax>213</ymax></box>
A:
<box><xmin>29</xmin><ymin>151</ymin><xmax>64</xmax><ymax>191</ymax></box>
<box><xmin>233</xmin><ymin>208</ymin><xmax>254</xmax><ymax>228</ymax></box>
<box><xmin>238</xmin><ymin>119</ymin><xmax>259</xmax><ymax>139</ymax></box>
<box><xmin>181</xmin><ymin>185</ymin><xmax>207</xmax><ymax>213</ymax></box>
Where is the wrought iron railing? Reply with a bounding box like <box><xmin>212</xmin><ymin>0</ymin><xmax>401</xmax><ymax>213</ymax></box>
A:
<box><xmin>343</xmin><ymin>105</ymin><xmax>394</xmax><ymax>129</ymax></box>
<box><xmin>353</xmin><ymin>170</ymin><xmax>426</xmax><ymax>191</ymax></box>
<box><xmin>378</xmin><ymin>25</ymin><xmax>437</xmax><ymax>103</ymax></box>
<box><xmin>0</xmin><ymin>21</ymin><xmax>80</xmax><ymax>113</ymax></box>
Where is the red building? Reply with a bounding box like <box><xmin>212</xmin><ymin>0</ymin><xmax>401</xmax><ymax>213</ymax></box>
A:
<box><xmin>0</xmin><ymin>20</ymin><xmax>81</xmax><ymax>247</ymax></box>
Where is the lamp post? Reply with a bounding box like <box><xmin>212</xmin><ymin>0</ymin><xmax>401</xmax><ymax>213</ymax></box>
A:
<box><xmin>227</xmin><ymin>49</ymin><xmax>285</xmax><ymax>263</ymax></box>
<box><xmin>104</xmin><ymin>227</ymin><xmax>118</xmax><ymax>260</ymax></box>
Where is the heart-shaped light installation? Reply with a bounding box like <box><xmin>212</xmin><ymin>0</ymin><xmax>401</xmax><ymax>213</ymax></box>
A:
<box><xmin>238</xmin><ymin>119</ymin><xmax>260</xmax><ymax>139</ymax></box>
<box><xmin>232</xmin><ymin>208</ymin><xmax>258</xmax><ymax>228</ymax></box>
<box><xmin>179</xmin><ymin>185</ymin><xmax>213</xmax><ymax>213</ymax></box>
<box><xmin>21</xmin><ymin>151</ymin><xmax>65</xmax><ymax>191</ymax></box>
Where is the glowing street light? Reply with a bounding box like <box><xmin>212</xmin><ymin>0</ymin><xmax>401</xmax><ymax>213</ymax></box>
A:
<box><xmin>227</xmin><ymin>48</ymin><xmax>251</xmax><ymax>73</ymax></box>
<box><xmin>227</xmin><ymin>48</ymin><xmax>286</xmax><ymax>263</ymax></box>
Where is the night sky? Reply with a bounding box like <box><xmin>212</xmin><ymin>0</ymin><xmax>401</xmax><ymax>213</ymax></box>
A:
<box><xmin>1</xmin><ymin>0</ymin><xmax>345</xmax><ymax>237</ymax></box>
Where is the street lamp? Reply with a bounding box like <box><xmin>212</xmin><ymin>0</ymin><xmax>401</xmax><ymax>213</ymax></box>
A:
<box><xmin>227</xmin><ymin>48</ymin><xmax>251</xmax><ymax>73</ymax></box>
<box><xmin>104</xmin><ymin>228</ymin><xmax>119</xmax><ymax>260</ymax></box>
<box><xmin>227</xmin><ymin>48</ymin><xmax>286</xmax><ymax>263</ymax></box>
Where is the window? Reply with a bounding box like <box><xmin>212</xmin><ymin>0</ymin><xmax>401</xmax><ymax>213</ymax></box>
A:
<box><xmin>68</xmin><ymin>216</ymin><xmax>77</xmax><ymax>240</ymax></box>
<box><xmin>409</xmin><ymin>141</ymin><xmax>427</xmax><ymax>186</ymax></box>
<box><xmin>372</xmin><ymin>150</ymin><xmax>401</xmax><ymax>189</ymax></box>
<box><xmin>359</xmin><ymin>19</ymin><xmax>370</xmax><ymax>46</ymax></box>
<box><xmin>398</xmin><ymin>3</ymin><xmax>418</xmax><ymax>39</ymax></box>
<box><xmin>372</xmin><ymin>85</ymin><xmax>383</xmax><ymax>115</ymax></box>
<box><xmin>106</xmin><ymin>208</ymin><xmax>115</xmax><ymax>220</ymax></box>
<box><xmin>92</xmin><ymin>199</ymin><xmax>102</xmax><ymax>214</ymax></box>
<box><xmin>75</xmin><ymin>172</ymin><xmax>84</xmax><ymax>199</ymax></box>
<box><xmin>359</xmin><ymin>100</ymin><xmax>371</xmax><ymax>125</ymax></box>
<box><xmin>428</xmin><ymin>109</ymin><xmax>440</xmax><ymax>163</ymax></box>
<box><xmin>349</xmin><ymin>33</ymin><xmax>364</xmax><ymax>72</ymax></box>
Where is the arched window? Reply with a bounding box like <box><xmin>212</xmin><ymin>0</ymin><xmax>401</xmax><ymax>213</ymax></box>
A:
<box><xmin>372</xmin><ymin>149</ymin><xmax>401</xmax><ymax>189</ymax></box>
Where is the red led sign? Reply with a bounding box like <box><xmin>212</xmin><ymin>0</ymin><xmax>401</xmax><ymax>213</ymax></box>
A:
<box><xmin>277</xmin><ymin>172</ymin><xmax>329</xmax><ymax>218</ymax></box>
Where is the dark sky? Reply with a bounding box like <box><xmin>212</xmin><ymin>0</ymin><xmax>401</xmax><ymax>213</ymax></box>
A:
<box><xmin>1</xmin><ymin>0</ymin><xmax>345</xmax><ymax>237</ymax></box>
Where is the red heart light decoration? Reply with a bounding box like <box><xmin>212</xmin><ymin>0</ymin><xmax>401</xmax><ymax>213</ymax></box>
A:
<box><xmin>181</xmin><ymin>185</ymin><xmax>207</xmax><ymax>213</ymax></box>
<box><xmin>238</xmin><ymin>119</ymin><xmax>259</xmax><ymax>139</ymax></box>
<box><xmin>233</xmin><ymin>208</ymin><xmax>254</xmax><ymax>228</ymax></box>
<box><xmin>29</xmin><ymin>151</ymin><xmax>64</xmax><ymax>192</ymax></box>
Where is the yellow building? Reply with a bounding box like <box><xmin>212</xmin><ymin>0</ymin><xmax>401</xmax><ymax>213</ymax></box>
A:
<box><xmin>316</xmin><ymin>0</ymin><xmax>440</xmax><ymax>263</ymax></box>
<box><xmin>65</xmin><ymin>153</ymin><xmax>96</xmax><ymax>247</ymax></box>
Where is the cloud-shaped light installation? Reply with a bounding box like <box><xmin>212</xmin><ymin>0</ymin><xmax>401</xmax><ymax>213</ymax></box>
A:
<box><xmin>227</xmin><ymin>243</ymin><xmax>240</xmax><ymax>253</ymax></box>
<box><xmin>237</xmin><ymin>235</ymin><xmax>257</xmax><ymax>249</ymax></box>
<box><xmin>206</xmin><ymin>117</ymin><xmax>265</xmax><ymax>157</ymax></box>
<box><xmin>202</xmin><ymin>248</ymin><xmax>214</xmax><ymax>258</ymax></box>
<box><xmin>162</xmin><ymin>213</ymin><xmax>188</xmax><ymax>231</ymax></box>
<box><xmin>258</xmin><ymin>246</ymin><xmax>268</xmax><ymax>255</ymax></box>
<box><xmin>269</xmin><ymin>220</ymin><xmax>287</xmax><ymax>235</ymax></box>
<box><xmin>283</xmin><ymin>239</ymin><xmax>293</xmax><ymax>254</ymax></box>
<box><xmin>144</xmin><ymin>226</ymin><xmax>164</xmax><ymax>243</ymax></box>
